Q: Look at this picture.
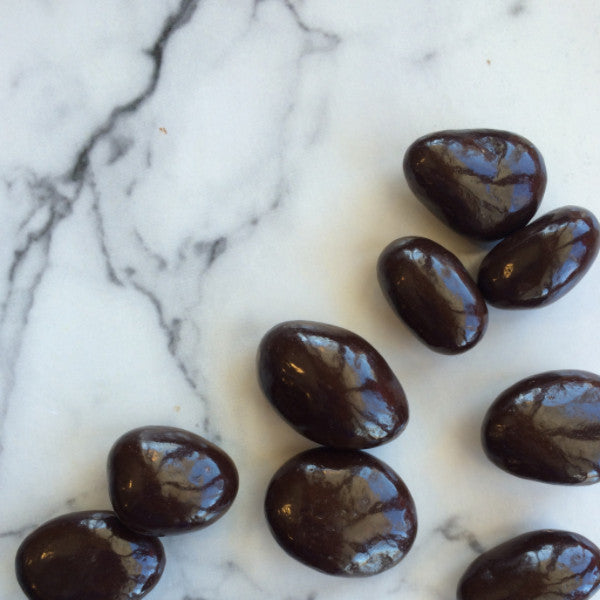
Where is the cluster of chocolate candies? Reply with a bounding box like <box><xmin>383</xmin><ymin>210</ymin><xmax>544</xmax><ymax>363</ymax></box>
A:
<box><xmin>15</xmin><ymin>427</ymin><xmax>238</xmax><ymax>600</ymax></box>
<box><xmin>381</xmin><ymin>128</ymin><xmax>599</xmax><ymax>353</ymax></box>
<box><xmin>259</xmin><ymin>130</ymin><xmax>600</xmax><ymax>599</ymax></box>
<box><xmin>399</xmin><ymin>131</ymin><xmax>600</xmax><ymax>598</ymax></box>
<box><xmin>258</xmin><ymin>321</ymin><xmax>416</xmax><ymax>576</ymax></box>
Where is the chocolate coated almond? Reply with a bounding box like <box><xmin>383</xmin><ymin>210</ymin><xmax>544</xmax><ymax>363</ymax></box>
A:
<box><xmin>265</xmin><ymin>447</ymin><xmax>417</xmax><ymax>576</ymax></box>
<box><xmin>15</xmin><ymin>511</ymin><xmax>165</xmax><ymax>600</ymax></box>
<box><xmin>377</xmin><ymin>236</ymin><xmax>488</xmax><ymax>354</ymax></box>
<box><xmin>257</xmin><ymin>321</ymin><xmax>408</xmax><ymax>448</ymax></box>
<box><xmin>108</xmin><ymin>426</ymin><xmax>238</xmax><ymax>536</ymax></box>
<box><xmin>457</xmin><ymin>529</ymin><xmax>600</xmax><ymax>600</ymax></box>
<box><xmin>483</xmin><ymin>370</ymin><xmax>600</xmax><ymax>485</ymax></box>
<box><xmin>478</xmin><ymin>206</ymin><xmax>599</xmax><ymax>308</ymax></box>
<box><xmin>404</xmin><ymin>129</ymin><xmax>546</xmax><ymax>240</ymax></box>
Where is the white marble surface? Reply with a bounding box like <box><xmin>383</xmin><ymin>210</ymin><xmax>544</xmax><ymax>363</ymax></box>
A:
<box><xmin>1</xmin><ymin>1</ymin><xmax>600</xmax><ymax>598</ymax></box>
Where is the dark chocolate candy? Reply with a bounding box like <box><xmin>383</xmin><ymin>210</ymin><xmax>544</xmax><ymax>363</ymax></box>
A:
<box><xmin>15</xmin><ymin>511</ymin><xmax>165</xmax><ymax>600</ymax></box>
<box><xmin>377</xmin><ymin>236</ymin><xmax>488</xmax><ymax>354</ymax></box>
<box><xmin>457</xmin><ymin>529</ymin><xmax>600</xmax><ymax>600</ymax></box>
<box><xmin>404</xmin><ymin>129</ymin><xmax>546</xmax><ymax>240</ymax></box>
<box><xmin>264</xmin><ymin>447</ymin><xmax>417</xmax><ymax>577</ymax></box>
<box><xmin>478</xmin><ymin>206</ymin><xmax>599</xmax><ymax>308</ymax></box>
<box><xmin>108</xmin><ymin>426</ymin><xmax>238</xmax><ymax>536</ymax></box>
<box><xmin>257</xmin><ymin>321</ymin><xmax>408</xmax><ymax>448</ymax></box>
<box><xmin>483</xmin><ymin>370</ymin><xmax>600</xmax><ymax>485</ymax></box>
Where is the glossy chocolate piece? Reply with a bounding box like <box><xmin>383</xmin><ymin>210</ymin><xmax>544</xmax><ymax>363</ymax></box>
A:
<box><xmin>457</xmin><ymin>529</ymin><xmax>600</xmax><ymax>600</ymax></box>
<box><xmin>15</xmin><ymin>510</ymin><xmax>165</xmax><ymax>600</ymax></box>
<box><xmin>377</xmin><ymin>236</ymin><xmax>488</xmax><ymax>354</ymax></box>
<box><xmin>108</xmin><ymin>426</ymin><xmax>238</xmax><ymax>536</ymax></box>
<box><xmin>478</xmin><ymin>206</ymin><xmax>600</xmax><ymax>308</ymax></box>
<box><xmin>257</xmin><ymin>321</ymin><xmax>408</xmax><ymax>448</ymax></box>
<box><xmin>483</xmin><ymin>370</ymin><xmax>600</xmax><ymax>485</ymax></box>
<box><xmin>404</xmin><ymin>129</ymin><xmax>546</xmax><ymax>240</ymax></box>
<box><xmin>265</xmin><ymin>447</ymin><xmax>417</xmax><ymax>577</ymax></box>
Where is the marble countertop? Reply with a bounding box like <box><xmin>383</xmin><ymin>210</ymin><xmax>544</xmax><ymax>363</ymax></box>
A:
<box><xmin>2</xmin><ymin>1</ymin><xmax>600</xmax><ymax>598</ymax></box>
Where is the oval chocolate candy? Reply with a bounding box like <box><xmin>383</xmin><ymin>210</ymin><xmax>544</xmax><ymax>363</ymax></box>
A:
<box><xmin>15</xmin><ymin>511</ymin><xmax>165</xmax><ymax>600</ymax></box>
<box><xmin>257</xmin><ymin>321</ymin><xmax>408</xmax><ymax>448</ymax></box>
<box><xmin>404</xmin><ymin>129</ymin><xmax>546</xmax><ymax>241</ymax></box>
<box><xmin>108</xmin><ymin>426</ymin><xmax>239</xmax><ymax>536</ymax></box>
<box><xmin>264</xmin><ymin>447</ymin><xmax>417</xmax><ymax>576</ymax></box>
<box><xmin>478</xmin><ymin>206</ymin><xmax>599</xmax><ymax>308</ymax></box>
<box><xmin>482</xmin><ymin>370</ymin><xmax>600</xmax><ymax>485</ymax></box>
<box><xmin>458</xmin><ymin>529</ymin><xmax>600</xmax><ymax>600</ymax></box>
<box><xmin>377</xmin><ymin>236</ymin><xmax>488</xmax><ymax>354</ymax></box>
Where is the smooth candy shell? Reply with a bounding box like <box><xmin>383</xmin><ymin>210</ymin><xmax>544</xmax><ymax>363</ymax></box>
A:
<box><xmin>457</xmin><ymin>529</ymin><xmax>600</xmax><ymax>600</ymax></box>
<box><xmin>377</xmin><ymin>236</ymin><xmax>488</xmax><ymax>354</ymax></box>
<box><xmin>483</xmin><ymin>370</ymin><xmax>600</xmax><ymax>485</ymax></box>
<box><xmin>478</xmin><ymin>206</ymin><xmax>600</xmax><ymax>308</ymax></box>
<box><xmin>108</xmin><ymin>426</ymin><xmax>239</xmax><ymax>536</ymax></box>
<box><xmin>15</xmin><ymin>511</ymin><xmax>165</xmax><ymax>600</ymax></box>
<box><xmin>264</xmin><ymin>447</ymin><xmax>417</xmax><ymax>577</ymax></box>
<box><xmin>404</xmin><ymin>129</ymin><xmax>546</xmax><ymax>241</ymax></box>
<box><xmin>257</xmin><ymin>321</ymin><xmax>408</xmax><ymax>448</ymax></box>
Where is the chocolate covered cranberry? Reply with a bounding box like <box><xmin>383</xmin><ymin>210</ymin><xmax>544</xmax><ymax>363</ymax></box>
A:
<box><xmin>478</xmin><ymin>206</ymin><xmax>599</xmax><ymax>308</ymax></box>
<box><xmin>15</xmin><ymin>511</ymin><xmax>165</xmax><ymax>600</ymax></box>
<box><xmin>458</xmin><ymin>529</ymin><xmax>600</xmax><ymax>600</ymax></box>
<box><xmin>265</xmin><ymin>447</ymin><xmax>417</xmax><ymax>577</ymax></box>
<box><xmin>257</xmin><ymin>321</ymin><xmax>408</xmax><ymax>448</ymax></box>
<box><xmin>377</xmin><ymin>237</ymin><xmax>488</xmax><ymax>354</ymax></box>
<box><xmin>483</xmin><ymin>370</ymin><xmax>600</xmax><ymax>485</ymax></box>
<box><xmin>404</xmin><ymin>129</ymin><xmax>546</xmax><ymax>240</ymax></box>
<box><xmin>108</xmin><ymin>426</ymin><xmax>238</xmax><ymax>536</ymax></box>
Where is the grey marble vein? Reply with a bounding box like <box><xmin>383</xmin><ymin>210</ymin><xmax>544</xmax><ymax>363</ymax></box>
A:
<box><xmin>281</xmin><ymin>0</ymin><xmax>341</xmax><ymax>51</ymax></box>
<box><xmin>195</xmin><ymin>237</ymin><xmax>228</xmax><ymax>269</ymax></box>
<box><xmin>253</xmin><ymin>0</ymin><xmax>340</xmax><ymax>50</ymax></box>
<box><xmin>69</xmin><ymin>0</ymin><xmax>201</xmax><ymax>184</ymax></box>
<box><xmin>436</xmin><ymin>516</ymin><xmax>485</xmax><ymax>554</ymax></box>
<box><xmin>129</xmin><ymin>279</ymin><xmax>197</xmax><ymax>389</ymax></box>
<box><xmin>0</xmin><ymin>176</ymin><xmax>69</xmax><ymax>429</ymax></box>
<box><xmin>0</xmin><ymin>0</ymin><xmax>202</xmax><ymax>449</ymax></box>
<box><xmin>509</xmin><ymin>1</ymin><xmax>526</xmax><ymax>16</ymax></box>
<box><xmin>107</xmin><ymin>135</ymin><xmax>135</xmax><ymax>166</ymax></box>
<box><xmin>134</xmin><ymin>229</ymin><xmax>168</xmax><ymax>271</ymax></box>
<box><xmin>90</xmin><ymin>175</ymin><xmax>123</xmax><ymax>287</ymax></box>
<box><xmin>0</xmin><ymin>524</ymin><xmax>32</xmax><ymax>540</ymax></box>
<box><xmin>241</xmin><ymin>0</ymin><xmax>341</xmax><ymax>222</ymax></box>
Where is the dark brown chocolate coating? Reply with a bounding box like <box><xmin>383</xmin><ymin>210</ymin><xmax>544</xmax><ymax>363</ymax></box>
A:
<box><xmin>264</xmin><ymin>447</ymin><xmax>417</xmax><ymax>577</ymax></box>
<box><xmin>257</xmin><ymin>321</ymin><xmax>408</xmax><ymax>448</ymax></box>
<box><xmin>377</xmin><ymin>236</ymin><xmax>488</xmax><ymax>354</ymax></box>
<box><xmin>15</xmin><ymin>511</ymin><xmax>165</xmax><ymax>600</ymax></box>
<box><xmin>457</xmin><ymin>529</ymin><xmax>600</xmax><ymax>600</ymax></box>
<box><xmin>483</xmin><ymin>370</ymin><xmax>600</xmax><ymax>485</ymax></box>
<box><xmin>108</xmin><ymin>426</ymin><xmax>238</xmax><ymax>536</ymax></box>
<box><xmin>404</xmin><ymin>129</ymin><xmax>546</xmax><ymax>241</ymax></box>
<box><xmin>478</xmin><ymin>206</ymin><xmax>600</xmax><ymax>308</ymax></box>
